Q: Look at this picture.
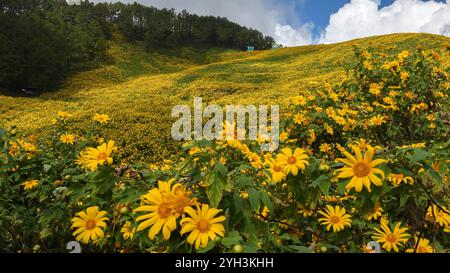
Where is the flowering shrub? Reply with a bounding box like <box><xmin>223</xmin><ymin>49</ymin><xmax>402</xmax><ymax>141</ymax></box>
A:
<box><xmin>0</xmin><ymin>45</ymin><xmax>449</xmax><ymax>253</ymax></box>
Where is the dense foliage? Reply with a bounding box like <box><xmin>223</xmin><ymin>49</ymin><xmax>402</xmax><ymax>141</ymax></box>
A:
<box><xmin>0</xmin><ymin>46</ymin><xmax>448</xmax><ymax>253</ymax></box>
<box><xmin>0</xmin><ymin>0</ymin><xmax>274</xmax><ymax>92</ymax></box>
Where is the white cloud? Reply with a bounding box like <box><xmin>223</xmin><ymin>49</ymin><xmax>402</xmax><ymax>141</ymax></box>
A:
<box><xmin>319</xmin><ymin>0</ymin><xmax>450</xmax><ymax>44</ymax></box>
<box><xmin>274</xmin><ymin>23</ymin><xmax>314</xmax><ymax>46</ymax></box>
<box><xmin>90</xmin><ymin>0</ymin><xmax>314</xmax><ymax>46</ymax></box>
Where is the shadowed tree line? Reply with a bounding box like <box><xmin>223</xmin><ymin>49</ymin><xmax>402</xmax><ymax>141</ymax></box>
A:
<box><xmin>0</xmin><ymin>0</ymin><xmax>275</xmax><ymax>92</ymax></box>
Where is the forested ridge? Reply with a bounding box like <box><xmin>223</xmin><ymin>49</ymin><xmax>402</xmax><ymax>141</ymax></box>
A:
<box><xmin>0</xmin><ymin>0</ymin><xmax>275</xmax><ymax>92</ymax></box>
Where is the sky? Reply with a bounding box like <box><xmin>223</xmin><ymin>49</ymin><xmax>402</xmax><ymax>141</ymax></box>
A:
<box><xmin>91</xmin><ymin>0</ymin><xmax>450</xmax><ymax>47</ymax></box>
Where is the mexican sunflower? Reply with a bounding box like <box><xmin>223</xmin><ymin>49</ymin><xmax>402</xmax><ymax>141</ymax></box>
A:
<box><xmin>76</xmin><ymin>140</ymin><xmax>117</xmax><ymax>171</ymax></box>
<box><xmin>372</xmin><ymin>222</ymin><xmax>410</xmax><ymax>252</ymax></box>
<box><xmin>180</xmin><ymin>204</ymin><xmax>225</xmax><ymax>250</ymax></box>
<box><xmin>276</xmin><ymin>148</ymin><xmax>309</xmax><ymax>176</ymax></box>
<box><xmin>134</xmin><ymin>189</ymin><xmax>177</xmax><ymax>240</ymax></box>
<box><xmin>335</xmin><ymin>145</ymin><xmax>385</xmax><ymax>192</ymax></box>
<box><xmin>318</xmin><ymin>205</ymin><xmax>352</xmax><ymax>232</ymax></box>
<box><xmin>71</xmin><ymin>206</ymin><xmax>109</xmax><ymax>244</ymax></box>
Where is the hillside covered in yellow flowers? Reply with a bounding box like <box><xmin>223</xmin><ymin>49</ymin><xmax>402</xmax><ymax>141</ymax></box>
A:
<box><xmin>1</xmin><ymin>31</ymin><xmax>449</xmax><ymax>254</ymax></box>
<box><xmin>1</xmin><ymin>33</ymin><xmax>449</xmax><ymax>163</ymax></box>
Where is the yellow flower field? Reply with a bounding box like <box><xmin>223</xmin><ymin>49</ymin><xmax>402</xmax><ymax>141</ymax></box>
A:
<box><xmin>0</xmin><ymin>33</ymin><xmax>449</xmax><ymax>253</ymax></box>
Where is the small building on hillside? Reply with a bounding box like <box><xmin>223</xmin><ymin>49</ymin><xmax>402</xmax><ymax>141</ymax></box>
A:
<box><xmin>247</xmin><ymin>46</ymin><xmax>255</xmax><ymax>52</ymax></box>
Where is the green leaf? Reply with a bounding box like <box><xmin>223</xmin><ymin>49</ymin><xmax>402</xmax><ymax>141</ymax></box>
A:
<box><xmin>409</xmin><ymin>149</ymin><xmax>431</xmax><ymax>165</ymax></box>
<box><xmin>337</xmin><ymin>180</ymin><xmax>347</xmax><ymax>195</ymax></box>
<box><xmin>39</xmin><ymin>194</ymin><xmax>48</xmax><ymax>202</ymax></box>
<box><xmin>236</xmin><ymin>175</ymin><xmax>253</xmax><ymax>187</ymax></box>
<box><xmin>288</xmin><ymin>245</ymin><xmax>313</xmax><ymax>253</ymax></box>
<box><xmin>400</xmin><ymin>194</ymin><xmax>410</xmax><ymax>207</ymax></box>
<box><xmin>248</xmin><ymin>188</ymin><xmax>260</xmax><ymax>211</ymax></box>
<box><xmin>207</xmin><ymin>162</ymin><xmax>228</xmax><ymax>207</ymax></box>
<box><xmin>312</xmin><ymin>175</ymin><xmax>331</xmax><ymax>195</ymax></box>
<box><xmin>221</xmin><ymin>231</ymin><xmax>242</xmax><ymax>246</ymax></box>
<box><xmin>62</xmin><ymin>168</ymin><xmax>78</xmax><ymax>175</ymax></box>
<box><xmin>90</xmin><ymin>166</ymin><xmax>118</xmax><ymax>195</ymax></box>
<box><xmin>260</xmin><ymin>191</ymin><xmax>272</xmax><ymax>212</ymax></box>
<box><xmin>233</xmin><ymin>193</ymin><xmax>244</xmax><ymax>214</ymax></box>
<box><xmin>243</xmin><ymin>243</ymin><xmax>258</xmax><ymax>253</ymax></box>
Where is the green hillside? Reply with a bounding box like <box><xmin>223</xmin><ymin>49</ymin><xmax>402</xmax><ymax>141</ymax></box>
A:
<box><xmin>1</xmin><ymin>33</ymin><xmax>449</xmax><ymax>162</ymax></box>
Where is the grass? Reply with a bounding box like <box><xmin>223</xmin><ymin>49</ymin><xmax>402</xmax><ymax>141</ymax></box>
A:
<box><xmin>1</xmin><ymin>33</ymin><xmax>449</xmax><ymax>163</ymax></box>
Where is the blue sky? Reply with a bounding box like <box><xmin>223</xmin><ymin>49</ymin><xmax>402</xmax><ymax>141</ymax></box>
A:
<box><xmin>290</xmin><ymin>0</ymin><xmax>446</xmax><ymax>38</ymax></box>
<box><xmin>94</xmin><ymin>0</ymin><xmax>450</xmax><ymax>46</ymax></box>
<box><xmin>292</xmin><ymin>0</ymin><xmax>354</xmax><ymax>35</ymax></box>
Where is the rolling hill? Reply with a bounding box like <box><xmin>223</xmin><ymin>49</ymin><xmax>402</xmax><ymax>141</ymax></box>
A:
<box><xmin>0</xmin><ymin>33</ymin><xmax>449</xmax><ymax>163</ymax></box>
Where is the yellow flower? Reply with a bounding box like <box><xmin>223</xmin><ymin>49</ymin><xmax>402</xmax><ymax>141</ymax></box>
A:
<box><xmin>266</xmin><ymin>158</ymin><xmax>287</xmax><ymax>183</ymax></box>
<box><xmin>77</xmin><ymin>140</ymin><xmax>117</xmax><ymax>171</ymax></box>
<box><xmin>57</xmin><ymin>111</ymin><xmax>72</xmax><ymax>120</ymax></box>
<box><xmin>352</xmin><ymin>138</ymin><xmax>368</xmax><ymax>151</ymax></box>
<box><xmin>382</xmin><ymin>96</ymin><xmax>395</xmax><ymax>105</ymax></box>
<box><xmin>308</xmin><ymin>129</ymin><xmax>316</xmax><ymax>144</ymax></box>
<box><xmin>406</xmin><ymin>238</ymin><xmax>434</xmax><ymax>253</ymax></box>
<box><xmin>164</xmin><ymin>182</ymin><xmax>197</xmax><ymax>216</ymax></box>
<box><xmin>134</xmin><ymin>189</ymin><xmax>177</xmax><ymax>240</ymax></box>
<box><xmin>397</xmin><ymin>50</ymin><xmax>410</xmax><ymax>62</ymax></box>
<box><xmin>335</xmin><ymin>145</ymin><xmax>385</xmax><ymax>192</ymax></box>
<box><xmin>180</xmin><ymin>204</ymin><xmax>225</xmax><ymax>250</ymax></box>
<box><xmin>366</xmin><ymin>203</ymin><xmax>384</xmax><ymax>221</ymax></box>
<box><xmin>319</xmin><ymin>143</ymin><xmax>332</xmax><ymax>153</ymax></box>
<box><xmin>189</xmin><ymin>147</ymin><xmax>202</xmax><ymax>155</ymax></box>
<box><xmin>363</xmin><ymin>60</ymin><xmax>373</xmax><ymax>70</ymax></box>
<box><xmin>297</xmin><ymin>205</ymin><xmax>314</xmax><ymax>217</ymax></box>
<box><xmin>398</xmin><ymin>142</ymin><xmax>426</xmax><ymax>149</ymax></box>
<box><xmin>388</xmin><ymin>173</ymin><xmax>414</xmax><ymax>186</ymax></box>
<box><xmin>405</xmin><ymin>91</ymin><xmax>415</xmax><ymax>100</ymax></box>
<box><xmin>324</xmin><ymin>123</ymin><xmax>334</xmax><ymax>135</ymax></box>
<box><xmin>410</xmin><ymin>103</ymin><xmax>428</xmax><ymax>114</ymax></box>
<box><xmin>318</xmin><ymin>205</ymin><xmax>352</xmax><ymax>232</ymax></box>
<box><xmin>293</xmin><ymin>95</ymin><xmax>307</xmax><ymax>106</ymax></box>
<box><xmin>22</xmin><ymin>180</ymin><xmax>39</xmax><ymax>190</ymax></box>
<box><xmin>426</xmin><ymin>205</ymin><xmax>450</xmax><ymax>227</ymax></box>
<box><xmin>257</xmin><ymin>206</ymin><xmax>270</xmax><ymax>220</ymax></box>
<box><xmin>247</xmin><ymin>152</ymin><xmax>263</xmax><ymax>169</ymax></box>
<box><xmin>444</xmin><ymin>82</ymin><xmax>450</xmax><ymax>90</ymax></box>
<box><xmin>60</xmin><ymin>134</ymin><xmax>75</xmax><ymax>144</ymax></box>
<box><xmin>279</xmin><ymin>132</ymin><xmax>289</xmax><ymax>142</ymax></box>
<box><xmin>400</xmin><ymin>71</ymin><xmax>409</xmax><ymax>82</ymax></box>
<box><xmin>369</xmin><ymin>115</ymin><xmax>386</xmax><ymax>126</ymax></box>
<box><xmin>71</xmin><ymin>206</ymin><xmax>108</xmax><ymax>244</ymax></box>
<box><xmin>219</xmin><ymin>156</ymin><xmax>227</xmax><ymax>165</ymax></box>
<box><xmin>93</xmin><ymin>113</ymin><xmax>110</xmax><ymax>124</ymax></box>
<box><xmin>444</xmin><ymin>225</ymin><xmax>450</xmax><ymax>233</ymax></box>
<box><xmin>333</xmin><ymin>115</ymin><xmax>346</xmax><ymax>126</ymax></box>
<box><xmin>361</xmin><ymin>50</ymin><xmax>372</xmax><ymax>59</ymax></box>
<box><xmin>120</xmin><ymin>221</ymin><xmax>135</xmax><ymax>240</ymax></box>
<box><xmin>329</xmin><ymin>92</ymin><xmax>339</xmax><ymax>102</ymax></box>
<box><xmin>294</xmin><ymin>113</ymin><xmax>305</xmax><ymax>125</ymax></box>
<box><xmin>322</xmin><ymin>195</ymin><xmax>355</xmax><ymax>202</ymax></box>
<box><xmin>276</xmin><ymin>148</ymin><xmax>309</xmax><ymax>176</ymax></box>
<box><xmin>369</xmin><ymin>83</ymin><xmax>383</xmax><ymax>96</ymax></box>
<box><xmin>372</xmin><ymin>222</ymin><xmax>410</xmax><ymax>252</ymax></box>
<box><xmin>240</xmin><ymin>191</ymin><xmax>249</xmax><ymax>199</ymax></box>
<box><xmin>425</xmin><ymin>114</ymin><xmax>436</xmax><ymax>122</ymax></box>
